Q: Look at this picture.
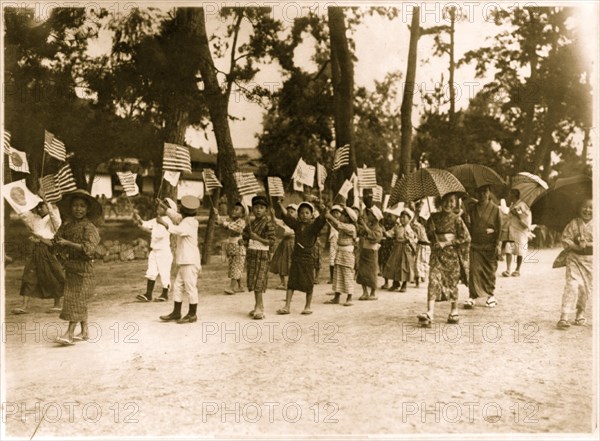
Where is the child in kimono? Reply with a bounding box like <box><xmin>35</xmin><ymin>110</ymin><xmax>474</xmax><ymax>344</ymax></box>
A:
<box><xmin>215</xmin><ymin>202</ymin><xmax>247</xmax><ymax>294</ymax></box>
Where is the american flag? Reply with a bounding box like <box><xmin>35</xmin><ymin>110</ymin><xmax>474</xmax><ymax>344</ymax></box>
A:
<box><xmin>116</xmin><ymin>171</ymin><xmax>139</xmax><ymax>197</ymax></box>
<box><xmin>372</xmin><ymin>185</ymin><xmax>383</xmax><ymax>203</ymax></box>
<box><xmin>391</xmin><ymin>173</ymin><xmax>398</xmax><ymax>190</ymax></box>
<box><xmin>267</xmin><ymin>176</ymin><xmax>285</xmax><ymax>197</ymax></box>
<box><xmin>202</xmin><ymin>169</ymin><xmax>222</xmax><ymax>192</ymax></box>
<box><xmin>332</xmin><ymin>145</ymin><xmax>350</xmax><ymax>170</ymax></box>
<box><xmin>235</xmin><ymin>171</ymin><xmax>261</xmax><ymax>196</ymax></box>
<box><xmin>40</xmin><ymin>164</ymin><xmax>77</xmax><ymax>202</ymax></box>
<box><xmin>44</xmin><ymin>130</ymin><xmax>67</xmax><ymax>161</ymax></box>
<box><xmin>163</xmin><ymin>142</ymin><xmax>192</xmax><ymax>173</ymax></box>
<box><xmin>317</xmin><ymin>163</ymin><xmax>327</xmax><ymax>190</ymax></box>
<box><xmin>3</xmin><ymin>130</ymin><xmax>11</xmax><ymax>155</ymax></box>
<box><xmin>357</xmin><ymin>167</ymin><xmax>377</xmax><ymax>189</ymax></box>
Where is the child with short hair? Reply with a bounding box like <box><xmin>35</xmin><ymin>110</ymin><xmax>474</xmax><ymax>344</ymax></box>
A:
<box><xmin>133</xmin><ymin>198</ymin><xmax>175</xmax><ymax>302</ymax></box>
<box><xmin>357</xmin><ymin>206</ymin><xmax>384</xmax><ymax>301</ymax></box>
<box><xmin>270</xmin><ymin>204</ymin><xmax>297</xmax><ymax>290</ymax></box>
<box><xmin>325</xmin><ymin>206</ymin><xmax>358</xmax><ymax>306</ymax></box>
<box><xmin>157</xmin><ymin>196</ymin><xmax>201</xmax><ymax>324</ymax></box>
<box><xmin>326</xmin><ymin>205</ymin><xmax>343</xmax><ymax>285</ymax></box>
<box><xmin>215</xmin><ymin>202</ymin><xmax>247</xmax><ymax>294</ymax></box>
<box><xmin>276</xmin><ymin>200</ymin><xmax>327</xmax><ymax>315</ymax></box>
<box><xmin>383</xmin><ymin>208</ymin><xmax>417</xmax><ymax>292</ymax></box>
<box><xmin>243</xmin><ymin>196</ymin><xmax>276</xmax><ymax>320</ymax></box>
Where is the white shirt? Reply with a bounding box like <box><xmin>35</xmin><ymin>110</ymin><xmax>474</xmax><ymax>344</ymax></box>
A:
<box><xmin>19</xmin><ymin>203</ymin><xmax>61</xmax><ymax>240</ymax></box>
<box><xmin>166</xmin><ymin>208</ymin><xmax>201</xmax><ymax>267</ymax></box>
<box><xmin>141</xmin><ymin>217</ymin><xmax>173</xmax><ymax>251</ymax></box>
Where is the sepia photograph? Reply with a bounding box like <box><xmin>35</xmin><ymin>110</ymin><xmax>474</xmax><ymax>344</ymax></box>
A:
<box><xmin>1</xmin><ymin>0</ymin><xmax>598</xmax><ymax>438</ymax></box>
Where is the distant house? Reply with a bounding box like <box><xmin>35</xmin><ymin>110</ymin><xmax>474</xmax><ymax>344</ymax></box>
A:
<box><xmin>89</xmin><ymin>147</ymin><xmax>262</xmax><ymax>200</ymax></box>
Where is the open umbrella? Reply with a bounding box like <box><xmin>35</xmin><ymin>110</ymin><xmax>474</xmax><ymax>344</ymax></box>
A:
<box><xmin>511</xmin><ymin>172</ymin><xmax>549</xmax><ymax>206</ymax></box>
<box><xmin>389</xmin><ymin>168</ymin><xmax>465</xmax><ymax>206</ymax></box>
<box><xmin>531</xmin><ymin>174</ymin><xmax>592</xmax><ymax>231</ymax></box>
<box><xmin>448</xmin><ymin>163</ymin><xmax>506</xmax><ymax>195</ymax></box>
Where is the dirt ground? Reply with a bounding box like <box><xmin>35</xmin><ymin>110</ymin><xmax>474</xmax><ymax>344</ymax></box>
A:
<box><xmin>1</xmin><ymin>247</ymin><xmax>595</xmax><ymax>437</ymax></box>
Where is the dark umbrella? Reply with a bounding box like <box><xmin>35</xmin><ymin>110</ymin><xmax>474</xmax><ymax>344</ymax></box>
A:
<box><xmin>448</xmin><ymin>163</ymin><xmax>506</xmax><ymax>196</ymax></box>
<box><xmin>510</xmin><ymin>172</ymin><xmax>549</xmax><ymax>206</ymax></box>
<box><xmin>531</xmin><ymin>174</ymin><xmax>593</xmax><ymax>231</ymax></box>
<box><xmin>389</xmin><ymin>168</ymin><xmax>465</xmax><ymax>206</ymax></box>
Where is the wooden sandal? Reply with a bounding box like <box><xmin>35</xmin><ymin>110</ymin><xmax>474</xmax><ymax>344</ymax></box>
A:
<box><xmin>447</xmin><ymin>313</ymin><xmax>459</xmax><ymax>324</ymax></box>
<box><xmin>417</xmin><ymin>313</ymin><xmax>432</xmax><ymax>328</ymax></box>
<box><xmin>556</xmin><ymin>319</ymin><xmax>571</xmax><ymax>330</ymax></box>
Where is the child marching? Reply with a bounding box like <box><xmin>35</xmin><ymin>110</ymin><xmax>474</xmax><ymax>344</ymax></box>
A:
<box><xmin>383</xmin><ymin>208</ymin><xmax>417</xmax><ymax>292</ymax></box>
<box><xmin>132</xmin><ymin>198</ymin><xmax>176</xmax><ymax>302</ymax></box>
<box><xmin>243</xmin><ymin>196</ymin><xmax>276</xmax><ymax>320</ymax></box>
<box><xmin>269</xmin><ymin>204</ymin><xmax>297</xmax><ymax>290</ymax></box>
<box><xmin>157</xmin><ymin>196</ymin><xmax>201</xmax><ymax>324</ymax></box>
<box><xmin>214</xmin><ymin>202</ymin><xmax>247</xmax><ymax>294</ymax></box>
<box><xmin>357</xmin><ymin>206</ymin><xmax>384</xmax><ymax>301</ymax></box>
<box><xmin>276</xmin><ymin>199</ymin><xmax>327</xmax><ymax>315</ymax></box>
<box><xmin>324</xmin><ymin>206</ymin><xmax>358</xmax><ymax>306</ymax></box>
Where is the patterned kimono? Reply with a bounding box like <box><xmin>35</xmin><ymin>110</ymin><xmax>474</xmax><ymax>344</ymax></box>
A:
<box><xmin>221</xmin><ymin>217</ymin><xmax>247</xmax><ymax>280</ymax></box>
<box><xmin>465</xmin><ymin>201</ymin><xmax>502</xmax><ymax>299</ymax></box>
<box><xmin>357</xmin><ymin>219</ymin><xmax>384</xmax><ymax>289</ymax></box>
<box><xmin>333</xmin><ymin>222</ymin><xmax>357</xmax><ymax>295</ymax></box>
<box><xmin>383</xmin><ymin>223</ymin><xmax>417</xmax><ymax>282</ymax></box>
<box><xmin>282</xmin><ymin>213</ymin><xmax>327</xmax><ymax>293</ymax></box>
<box><xmin>269</xmin><ymin>219</ymin><xmax>295</xmax><ymax>277</ymax></box>
<box><xmin>560</xmin><ymin>217</ymin><xmax>593</xmax><ymax>315</ymax></box>
<box><xmin>55</xmin><ymin>218</ymin><xmax>101</xmax><ymax>322</ymax></box>
<box><xmin>243</xmin><ymin>215</ymin><xmax>276</xmax><ymax>293</ymax></box>
<box><xmin>426</xmin><ymin>212</ymin><xmax>471</xmax><ymax>302</ymax></box>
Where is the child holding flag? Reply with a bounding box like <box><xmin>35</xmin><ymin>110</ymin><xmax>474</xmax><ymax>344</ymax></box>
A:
<box><xmin>244</xmin><ymin>196</ymin><xmax>276</xmax><ymax>320</ymax></box>
<box><xmin>132</xmin><ymin>198</ymin><xmax>176</xmax><ymax>302</ymax></box>
<box><xmin>157</xmin><ymin>196</ymin><xmax>201</xmax><ymax>324</ymax></box>
<box><xmin>325</xmin><ymin>206</ymin><xmax>358</xmax><ymax>306</ymax></box>
<box><xmin>275</xmin><ymin>199</ymin><xmax>327</xmax><ymax>315</ymax></box>
<box><xmin>270</xmin><ymin>204</ymin><xmax>297</xmax><ymax>290</ymax></box>
<box><xmin>214</xmin><ymin>202</ymin><xmax>247</xmax><ymax>294</ymax></box>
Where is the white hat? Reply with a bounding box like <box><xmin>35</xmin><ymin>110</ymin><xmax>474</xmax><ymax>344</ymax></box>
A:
<box><xmin>369</xmin><ymin>206</ymin><xmax>383</xmax><ymax>221</ymax></box>
<box><xmin>400</xmin><ymin>207</ymin><xmax>414</xmax><ymax>220</ymax></box>
<box><xmin>286</xmin><ymin>203</ymin><xmax>298</xmax><ymax>211</ymax></box>
<box><xmin>331</xmin><ymin>204</ymin><xmax>344</xmax><ymax>213</ymax></box>
<box><xmin>344</xmin><ymin>206</ymin><xmax>358</xmax><ymax>222</ymax></box>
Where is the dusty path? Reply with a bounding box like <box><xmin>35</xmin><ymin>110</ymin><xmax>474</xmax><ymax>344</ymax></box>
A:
<box><xmin>1</xmin><ymin>248</ymin><xmax>594</xmax><ymax>437</ymax></box>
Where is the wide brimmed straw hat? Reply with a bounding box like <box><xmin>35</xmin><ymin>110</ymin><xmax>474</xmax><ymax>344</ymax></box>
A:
<box><xmin>369</xmin><ymin>206</ymin><xmax>384</xmax><ymax>221</ymax></box>
<box><xmin>344</xmin><ymin>206</ymin><xmax>358</xmax><ymax>222</ymax></box>
<box><xmin>58</xmin><ymin>189</ymin><xmax>103</xmax><ymax>222</ymax></box>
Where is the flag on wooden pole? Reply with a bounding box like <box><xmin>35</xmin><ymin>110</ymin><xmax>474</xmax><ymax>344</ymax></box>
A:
<box><xmin>332</xmin><ymin>145</ymin><xmax>350</xmax><ymax>170</ymax></box>
<box><xmin>235</xmin><ymin>171</ymin><xmax>261</xmax><ymax>196</ymax></box>
<box><xmin>202</xmin><ymin>169</ymin><xmax>222</xmax><ymax>192</ymax></box>
<box><xmin>55</xmin><ymin>163</ymin><xmax>77</xmax><ymax>193</ymax></box>
<box><xmin>3</xmin><ymin>130</ymin><xmax>12</xmax><ymax>155</ymax></box>
<box><xmin>116</xmin><ymin>171</ymin><xmax>139</xmax><ymax>197</ymax></box>
<box><xmin>163</xmin><ymin>142</ymin><xmax>192</xmax><ymax>173</ymax></box>
<box><xmin>338</xmin><ymin>180</ymin><xmax>353</xmax><ymax>199</ymax></box>
<box><xmin>39</xmin><ymin>164</ymin><xmax>78</xmax><ymax>202</ymax></box>
<box><xmin>317</xmin><ymin>163</ymin><xmax>327</xmax><ymax>191</ymax></box>
<box><xmin>267</xmin><ymin>177</ymin><xmax>285</xmax><ymax>197</ymax></box>
<box><xmin>44</xmin><ymin>130</ymin><xmax>67</xmax><ymax>161</ymax></box>
<box><xmin>292</xmin><ymin>157</ymin><xmax>315</xmax><ymax>187</ymax></box>
<box><xmin>8</xmin><ymin>148</ymin><xmax>30</xmax><ymax>174</ymax></box>
<box><xmin>357</xmin><ymin>166</ymin><xmax>377</xmax><ymax>189</ymax></box>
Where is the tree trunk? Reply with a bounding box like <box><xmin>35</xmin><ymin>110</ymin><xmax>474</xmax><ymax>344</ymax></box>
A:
<box><xmin>399</xmin><ymin>7</ymin><xmax>421</xmax><ymax>176</ymax></box>
<box><xmin>448</xmin><ymin>7</ymin><xmax>456</xmax><ymax>125</ymax></box>
<box><xmin>161</xmin><ymin>101</ymin><xmax>189</xmax><ymax>200</ymax></box>
<box><xmin>195</xmin><ymin>8</ymin><xmax>239</xmax><ymax>264</ymax></box>
<box><xmin>530</xmin><ymin>105</ymin><xmax>560</xmax><ymax>176</ymax></box>
<box><xmin>328</xmin><ymin>7</ymin><xmax>355</xmax><ymax>188</ymax></box>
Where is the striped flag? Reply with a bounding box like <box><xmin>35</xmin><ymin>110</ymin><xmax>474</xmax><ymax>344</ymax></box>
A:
<box><xmin>3</xmin><ymin>130</ymin><xmax>12</xmax><ymax>154</ymax></box>
<box><xmin>332</xmin><ymin>145</ymin><xmax>350</xmax><ymax>170</ymax></box>
<box><xmin>357</xmin><ymin>167</ymin><xmax>377</xmax><ymax>189</ymax></box>
<box><xmin>391</xmin><ymin>173</ymin><xmax>398</xmax><ymax>190</ymax></box>
<box><xmin>116</xmin><ymin>171</ymin><xmax>139</xmax><ymax>197</ymax></box>
<box><xmin>202</xmin><ymin>169</ymin><xmax>222</xmax><ymax>192</ymax></box>
<box><xmin>44</xmin><ymin>130</ymin><xmax>67</xmax><ymax>161</ymax></box>
<box><xmin>317</xmin><ymin>163</ymin><xmax>327</xmax><ymax>191</ymax></box>
<box><xmin>235</xmin><ymin>171</ymin><xmax>261</xmax><ymax>196</ymax></box>
<box><xmin>40</xmin><ymin>164</ymin><xmax>77</xmax><ymax>202</ymax></box>
<box><xmin>267</xmin><ymin>176</ymin><xmax>285</xmax><ymax>197</ymax></box>
<box><xmin>163</xmin><ymin>142</ymin><xmax>192</xmax><ymax>173</ymax></box>
<box><xmin>372</xmin><ymin>185</ymin><xmax>383</xmax><ymax>203</ymax></box>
